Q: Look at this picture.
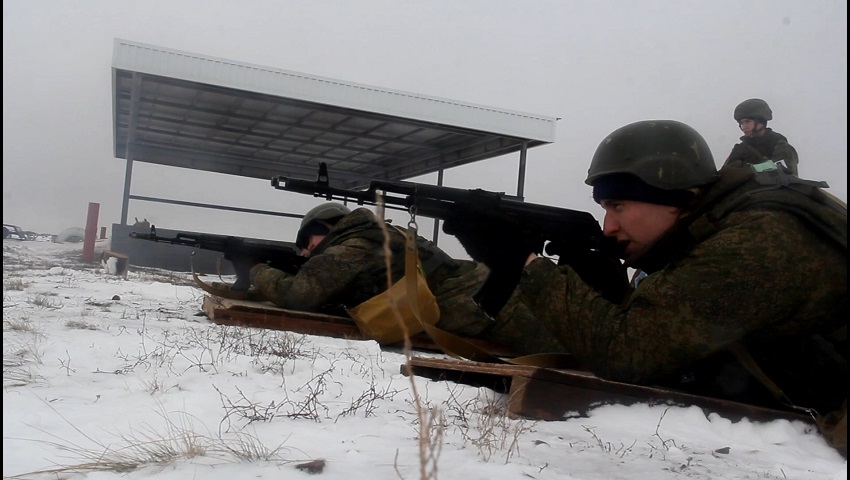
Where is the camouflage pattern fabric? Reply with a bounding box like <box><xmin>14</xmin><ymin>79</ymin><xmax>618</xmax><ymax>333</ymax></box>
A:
<box><xmin>250</xmin><ymin>207</ymin><xmax>495</xmax><ymax>336</ymax></box>
<box><xmin>486</xmin><ymin>165</ymin><xmax>847</xmax><ymax>419</ymax></box>
<box><xmin>724</xmin><ymin>128</ymin><xmax>799</xmax><ymax>175</ymax></box>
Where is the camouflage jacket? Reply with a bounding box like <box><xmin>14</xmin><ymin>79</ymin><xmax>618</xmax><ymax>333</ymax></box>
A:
<box><xmin>250</xmin><ymin>207</ymin><xmax>493</xmax><ymax>336</ymax></box>
<box><xmin>489</xmin><ymin>165</ymin><xmax>847</xmax><ymax>414</ymax></box>
<box><xmin>724</xmin><ymin>128</ymin><xmax>799</xmax><ymax>175</ymax></box>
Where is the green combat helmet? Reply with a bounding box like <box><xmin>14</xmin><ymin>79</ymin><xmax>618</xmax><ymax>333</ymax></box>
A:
<box><xmin>734</xmin><ymin>98</ymin><xmax>773</xmax><ymax>123</ymax></box>
<box><xmin>296</xmin><ymin>202</ymin><xmax>352</xmax><ymax>249</ymax></box>
<box><xmin>585</xmin><ymin>120</ymin><xmax>719</xmax><ymax>190</ymax></box>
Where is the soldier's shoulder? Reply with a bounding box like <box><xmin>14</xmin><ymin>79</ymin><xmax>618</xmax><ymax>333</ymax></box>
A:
<box><xmin>764</xmin><ymin>128</ymin><xmax>791</xmax><ymax>143</ymax></box>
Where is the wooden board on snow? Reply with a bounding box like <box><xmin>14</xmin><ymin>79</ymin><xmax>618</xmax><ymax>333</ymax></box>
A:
<box><xmin>201</xmin><ymin>295</ymin><xmax>522</xmax><ymax>357</ymax></box>
<box><xmin>202</xmin><ymin>295</ymin><xmax>362</xmax><ymax>338</ymax></box>
<box><xmin>402</xmin><ymin>356</ymin><xmax>815</xmax><ymax>425</ymax></box>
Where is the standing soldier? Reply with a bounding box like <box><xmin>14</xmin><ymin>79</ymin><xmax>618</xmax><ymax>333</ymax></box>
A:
<box><xmin>724</xmin><ymin>98</ymin><xmax>800</xmax><ymax>175</ymax></box>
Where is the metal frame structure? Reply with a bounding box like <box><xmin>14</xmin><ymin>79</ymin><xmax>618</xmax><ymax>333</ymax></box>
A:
<box><xmin>112</xmin><ymin>39</ymin><xmax>558</xmax><ymax>234</ymax></box>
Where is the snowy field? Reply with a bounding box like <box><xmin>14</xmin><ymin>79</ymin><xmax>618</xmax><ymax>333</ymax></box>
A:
<box><xmin>3</xmin><ymin>239</ymin><xmax>846</xmax><ymax>479</ymax></box>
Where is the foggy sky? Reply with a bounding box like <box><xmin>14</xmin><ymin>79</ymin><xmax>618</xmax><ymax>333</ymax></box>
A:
<box><xmin>3</xmin><ymin>0</ymin><xmax>847</xmax><ymax>260</ymax></box>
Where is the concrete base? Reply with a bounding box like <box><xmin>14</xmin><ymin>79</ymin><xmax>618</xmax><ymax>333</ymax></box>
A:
<box><xmin>100</xmin><ymin>250</ymin><xmax>129</xmax><ymax>279</ymax></box>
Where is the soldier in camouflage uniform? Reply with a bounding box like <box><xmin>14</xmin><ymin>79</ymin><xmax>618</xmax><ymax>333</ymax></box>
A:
<box><xmin>724</xmin><ymin>98</ymin><xmax>800</xmax><ymax>175</ymax></box>
<box><xmin>449</xmin><ymin>120</ymin><xmax>847</xmax><ymax>456</ymax></box>
<box><xmin>244</xmin><ymin>203</ymin><xmax>494</xmax><ymax>337</ymax></box>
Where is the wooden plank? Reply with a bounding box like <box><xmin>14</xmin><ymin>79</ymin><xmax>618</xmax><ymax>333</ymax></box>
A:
<box><xmin>203</xmin><ymin>295</ymin><xmax>366</xmax><ymax>338</ymax></box>
<box><xmin>203</xmin><ymin>295</ymin><xmax>364</xmax><ymax>338</ymax></box>
<box><xmin>403</xmin><ymin>356</ymin><xmax>814</xmax><ymax>425</ymax></box>
<box><xmin>201</xmin><ymin>295</ymin><xmax>522</xmax><ymax>356</ymax></box>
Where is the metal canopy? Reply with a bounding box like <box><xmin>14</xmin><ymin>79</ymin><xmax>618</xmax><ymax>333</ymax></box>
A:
<box><xmin>111</xmin><ymin>39</ymin><xmax>557</xmax><ymax>224</ymax></box>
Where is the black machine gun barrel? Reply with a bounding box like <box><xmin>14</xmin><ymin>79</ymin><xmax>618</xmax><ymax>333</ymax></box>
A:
<box><xmin>272</xmin><ymin>163</ymin><xmax>626</xmax><ymax>315</ymax></box>
<box><xmin>271</xmin><ymin>162</ymin><xmax>617</xmax><ymax>257</ymax></box>
<box><xmin>129</xmin><ymin>227</ymin><xmax>307</xmax><ymax>275</ymax></box>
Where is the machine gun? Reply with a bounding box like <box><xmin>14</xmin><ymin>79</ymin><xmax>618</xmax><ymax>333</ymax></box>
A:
<box><xmin>271</xmin><ymin>162</ymin><xmax>625</xmax><ymax>315</ymax></box>
<box><xmin>130</xmin><ymin>227</ymin><xmax>307</xmax><ymax>291</ymax></box>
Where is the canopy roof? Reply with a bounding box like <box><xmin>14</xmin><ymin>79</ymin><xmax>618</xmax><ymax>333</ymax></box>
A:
<box><xmin>112</xmin><ymin>38</ymin><xmax>557</xmax><ymax>194</ymax></box>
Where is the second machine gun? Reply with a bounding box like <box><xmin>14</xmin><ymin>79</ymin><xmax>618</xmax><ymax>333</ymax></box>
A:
<box><xmin>130</xmin><ymin>227</ymin><xmax>307</xmax><ymax>291</ymax></box>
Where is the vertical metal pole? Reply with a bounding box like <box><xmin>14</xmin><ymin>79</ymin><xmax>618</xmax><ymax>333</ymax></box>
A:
<box><xmin>120</xmin><ymin>154</ymin><xmax>134</xmax><ymax>225</ymax></box>
<box><xmin>431</xmin><ymin>168</ymin><xmax>445</xmax><ymax>244</ymax></box>
<box><xmin>120</xmin><ymin>73</ymin><xmax>142</xmax><ymax>226</ymax></box>
<box><xmin>516</xmin><ymin>141</ymin><xmax>528</xmax><ymax>200</ymax></box>
<box><xmin>82</xmin><ymin>202</ymin><xmax>100</xmax><ymax>262</ymax></box>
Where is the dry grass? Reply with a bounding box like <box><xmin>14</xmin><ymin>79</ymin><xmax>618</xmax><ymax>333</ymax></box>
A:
<box><xmin>27</xmin><ymin>294</ymin><xmax>64</xmax><ymax>309</ymax></box>
<box><xmin>3</xmin><ymin>340</ymin><xmax>45</xmax><ymax>388</ymax></box>
<box><xmin>65</xmin><ymin>319</ymin><xmax>100</xmax><ymax>330</ymax></box>
<box><xmin>5</xmin><ymin>401</ymin><xmax>305</xmax><ymax>479</ymax></box>
<box><xmin>3</xmin><ymin>276</ymin><xmax>29</xmax><ymax>291</ymax></box>
<box><xmin>3</xmin><ymin>316</ymin><xmax>45</xmax><ymax>387</ymax></box>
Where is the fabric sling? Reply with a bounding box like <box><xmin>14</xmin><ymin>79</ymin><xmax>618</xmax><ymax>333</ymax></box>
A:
<box><xmin>345</xmin><ymin>225</ymin><xmax>440</xmax><ymax>345</ymax></box>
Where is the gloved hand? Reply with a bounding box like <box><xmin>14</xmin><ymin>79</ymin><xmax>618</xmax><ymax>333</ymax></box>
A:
<box><xmin>443</xmin><ymin>214</ymin><xmax>543</xmax><ymax>318</ymax></box>
<box><xmin>442</xmin><ymin>215</ymin><xmax>542</xmax><ymax>273</ymax></box>
<box><xmin>223</xmin><ymin>237</ymin><xmax>258</xmax><ymax>292</ymax></box>
<box><xmin>555</xmin><ymin>246</ymin><xmax>629</xmax><ymax>304</ymax></box>
<box><xmin>724</xmin><ymin>143</ymin><xmax>765</xmax><ymax>168</ymax></box>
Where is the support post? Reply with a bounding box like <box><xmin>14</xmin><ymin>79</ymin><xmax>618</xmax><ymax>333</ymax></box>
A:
<box><xmin>516</xmin><ymin>141</ymin><xmax>528</xmax><ymax>200</ymax></box>
<box><xmin>431</xmin><ymin>169</ymin><xmax>445</xmax><ymax>244</ymax></box>
<box><xmin>82</xmin><ymin>202</ymin><xmax>100</xmax><ymax>262</ymax></box>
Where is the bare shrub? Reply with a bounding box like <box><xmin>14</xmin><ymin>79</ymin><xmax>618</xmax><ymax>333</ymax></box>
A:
<box><xmin>336</xmin><ymin>378</ymin><xmax>402</xmax><ymax>420</ymax></box>
<box><xmin>27</xmin><ymin>294</ymin><xmax>63</xmax><ymax>309</ymax></box>
<box><xmin>283</xmin><ymin>366</ymin><xmax>335</xmax><ymax>421</ymax></box>
<box><xmin>446</xmin><ymin>389</ymin><xmax>535</xmax><ymax>464</ymax></box>
<box><xmin>216</xmin><ymin>384</ymin><xmax>286</xmax><ymax>431</ymax></box>
<box><xmin>139</xmin><ymin>374</ymin><xmax>173</xmax><ymax>395</ymax></box>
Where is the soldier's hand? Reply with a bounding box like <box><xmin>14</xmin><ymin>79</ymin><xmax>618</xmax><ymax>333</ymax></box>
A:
<box><xmin>442</xmin><ymin>215</ymin><xmax>542</xmax><ymax>273</ymax></box>
<box><xmin>558</xmin><ymin>249</ymin><xmax>629</xmax><ymax>303</ymax></box>
<box><xmin>223</xmin><ymin>238</ymin><xmax>259</xmax><ymax>291</ymax></box>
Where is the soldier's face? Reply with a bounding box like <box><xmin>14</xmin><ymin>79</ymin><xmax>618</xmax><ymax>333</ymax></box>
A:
<box><xmin>301</xmin><ymin>234</ymin><xmax>327</xmax><ymax>256</ymax></box>
<box><xmin>738</xmin><ymin>119</ymin><xmax>764</xmax><ymax>137</ymax></box>
<box><xmin>599</xmin><ymin>199</ymin><xmax>681</xmax><ymax>265</ymax></box>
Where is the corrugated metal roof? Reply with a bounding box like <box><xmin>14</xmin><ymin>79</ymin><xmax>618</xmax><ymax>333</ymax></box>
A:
<box><xmin>113</xmin><ymin>39</ymin><xmax>556</xmax><ymax>144</ymax></box>
<box><xmin>111</xmin><ymin>38</ymin><xmax>557</xmax><ymax>224</ymax></box>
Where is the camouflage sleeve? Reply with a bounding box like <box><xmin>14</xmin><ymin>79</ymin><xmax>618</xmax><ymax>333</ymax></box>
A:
<box><xmin>772</xmin><ymin>141</ymin><xmax>799</xmax><ymax>175</ymax></box>
<box><xmin>723</xmin><ymin>143</ymin><xmax>765</xmax><ymax>169</ymax></box>
<box><xmin>249</xmin><ymin>240</ymin><xmax>376</xmax><ymax>311</ymax></box>
<box><xmin>497</xmin><ymin>209</ymin><xmax>838</xmax><ymax>384</ymax></box>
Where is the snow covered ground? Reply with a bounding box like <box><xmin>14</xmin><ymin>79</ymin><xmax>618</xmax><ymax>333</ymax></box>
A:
<box><xmin>3</xmin><ymin>239</ymin><xmax>846</xmax><ymax>479</ymax></box>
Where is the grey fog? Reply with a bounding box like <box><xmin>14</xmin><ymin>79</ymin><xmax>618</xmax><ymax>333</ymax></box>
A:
<box><xmin>3</xmin><ymin>0</ymin><xmax>847</xmax><ymax>260</ymax></box>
